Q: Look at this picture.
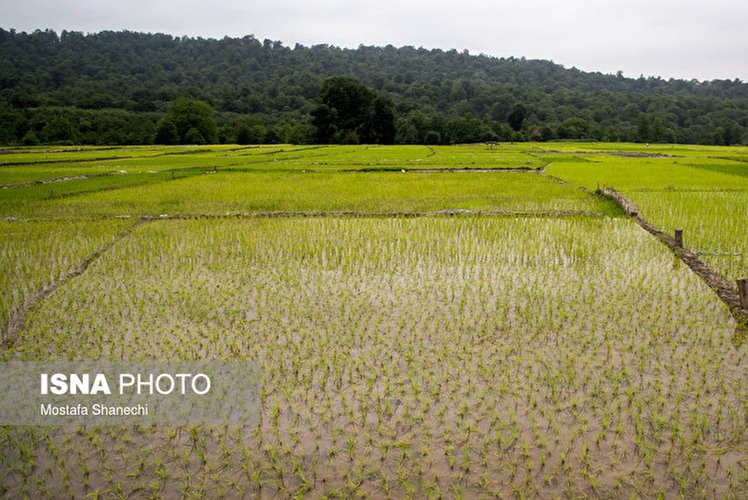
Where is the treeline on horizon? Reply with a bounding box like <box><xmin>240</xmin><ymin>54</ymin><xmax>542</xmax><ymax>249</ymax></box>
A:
<box><xmin>0</xmin><ymin>28</ymin><xmax>747</xmax><ymax>146</ymax></box>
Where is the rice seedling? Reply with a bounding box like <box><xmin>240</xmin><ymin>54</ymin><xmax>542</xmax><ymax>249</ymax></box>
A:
<box><xmin>0</xmin><ymin>215</ymin><xmax>743</xmax><ymax>496</ymax></box>
<box><xmin>1</xmin><ymin>144</ymin><xmax>746</xmax><ymax>497</ymax></box>
<box><xmin>0</xmin><ymin>219</ymin><xmax>132</xmax><ymax>338</ymax></box>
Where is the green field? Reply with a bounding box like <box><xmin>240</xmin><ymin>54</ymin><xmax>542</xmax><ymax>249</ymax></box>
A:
<box><xmin>1</xmin><ymin>143</ymin><xmax>746</xmax><ymax>497</ymax></box>
<box><xmin>543</xmin><ymin>145</ymin><xmax>748</xmax><ymax>281</ymax></box>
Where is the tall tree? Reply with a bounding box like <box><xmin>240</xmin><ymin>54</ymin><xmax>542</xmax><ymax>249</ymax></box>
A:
<box><xmin>312</xmin><ymin>76</ymin><xmax>395</xmax><ymax>144</ymax></box>
<box><xmin>155</xmin><ymin>98</ymin><xmax>217</xmax><ymax>144</ymax></box>
<box><xmin>507</xmin><ymin>104</ymin><xmax>527</xmax><ymax>132</ymax></box>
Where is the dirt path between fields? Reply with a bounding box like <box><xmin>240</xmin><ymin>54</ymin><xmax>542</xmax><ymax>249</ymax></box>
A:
<box><xmin>3</xmin><ymin>208</ymin><xmax>611</xmax><ymax>223</ymax></box>
<box><xmin>347</xmin><ymin>164</ymin><xmax>548</xmax><ymax>173</ymax></box>
<box><xmin>399</xmin><ymin>166</ymin><xmax>543</xmax><ymax>173</ymax></box>
<box><xmin>604</xmin><ymin>187</ymin><xmax>748</xmax><ymax>324</ymax></box>
<box><xmin>1</xmin><ymin>218</ymin><xmax>148</xmax><ymax>347</ymax></box>
<box><xmin>0</xmin><ymin>173</ymin><xmax>111</xmax><ymax>189</ymax></box>
<box><xmin>139</xmin><ymin>209</ymin><xmax>604</xmax><ymax>220</ymax></box>
<box><xmin>538</xmin><ymin>150</ymin><xmax>681</xmax><ymax>159</ymax></box>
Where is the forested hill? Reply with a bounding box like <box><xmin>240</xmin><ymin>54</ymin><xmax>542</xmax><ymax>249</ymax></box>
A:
<box><xmin>1</xmin><ymin>28</ymin><xmax>747</xmax><ymax>145</ymax></box>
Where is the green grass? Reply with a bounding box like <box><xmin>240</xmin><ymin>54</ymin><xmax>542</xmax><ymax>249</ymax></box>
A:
<box><xmin>531</xmin><ymin>141</ymin><xmax>747</xmax><ymax>157</ymax></box>
<box><xmin>1</xmin><ymin>170</ymin><xmax>619</xmax><ymax>218</ymax></box>
<box><xmin>0</xmin><ymin>168</ymin><xmax>206</xmax><ymax>204</ymax></box>
<box><xmin>0</xmin><ymin>145</ymin><xmax>306</xmax><ymax>183</ymax></box>
<box><xmin>0</xmin><ymin>144</ymin><xmax>241</xmax><ymax>165</ymax></box>
<box><xmin>546</xmin><ymin>158</ymin><xmax>748</xmax><ymax>192</ymax></box>
<box><xmin>629</xmin><ymin>191</ymin><xmax>748</xmax><ymax>280</ymax></box>
<box><xmin>0</xmin><ymin>144</ymin><xmax>548</xmax><ymax>186</ymax></box>
<box><xmin>0</xmin><ymin>219</ymin><xmax>132</xmax><ymax>334</ymax></box>
<box><xmin>545</xmin><ymin>145</ymin><xmax>748</xmax><ymax>281</ymax></box>
<box><xmin>685</xmin><ymin>159</ymin><xmax>748</xmax><ymax>180</ymax></box>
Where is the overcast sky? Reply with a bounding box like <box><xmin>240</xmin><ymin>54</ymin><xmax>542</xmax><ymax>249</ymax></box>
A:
<box><xmin>2</xmin><ymin>0</ymin><xmax>747</xmax><ymax>81</ymax></box>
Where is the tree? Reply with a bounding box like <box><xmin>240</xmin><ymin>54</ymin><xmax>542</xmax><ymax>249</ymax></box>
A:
<box><xmin>184</xmin><ymin>127</ymin><xmax>206</xmax><ymax>144</ymax></box>
<box><xmin>232</xmin><ymin>123</ymin><xmax>268</xmax><ymax>144</ymax></box>
<box><xmin>540</xmin><ymin>125</ymin><xmax>556</xmax><ymax>141</ymax></box>
<box><xmin>424</xmin><ymin>130</ymin><xmax>441</xmax><ymax>144</ymax></box>
<box><xmin>41</xmin><ymin>115</ymin><xmax>78</xmax><ymax>144</ymax></box>
<box><xmin>312</xmin><ymin>76</ymin><xmax>395</xmax><ymax>144</ymax></box>
<box><xmin>154</xmin><ymin>118</ymin><xmax>178</xmax><ymax>144</ymax></box>
<box><xmin>311</xmin><ymin>103</ymin><xmax>339</xmax><ymax>143</ymax></box>
<box><xmin>22</xmin><ymin>129</ymin><xmax>40</xmax><ymax>145</ymax></box>
<box><xmin>447</xmin><ymin>114</ymin><xmax>488</xmax><ymax>143</ymax></box>
<box><xmin>3</xmin><ymin>29</ymin><xmax>748</xmax><ymax>146</ymax></box>
<box><xmin>558</xmin><ymin>117</ymin><xmax>590</xmax><ymax>139</ymax></box>
<box><xmin>507</xmin><ymin>104</ymin><xmax>527</xmax><ymax>131</ymax></box>
<box><xmin>636</xmin><ymin>113</ymin><xmax>651</xmax><ymax>142</ymax></box>
<box><xmin>155</xmin><ymin>98</ymin><xmax>217</xmax><ymax>144</ymax></box>
<box><xmin>235</xmin><ymin>125</ymin><xmax>252</xmax><ymax>145</ymax></box>
<box><xmin>283</xmin><ymin>123</ymin><xmax>315</xmax><ymax>144</ymax></box>
<box><xmin>372</xmin><ymin>95</ymin><xmax>396</xmax><ymax>144</ymax></box>
<box><xmin>722</xmin><ymin>122</ymin><xmax>743</xmax><ymax>146</ymax></box>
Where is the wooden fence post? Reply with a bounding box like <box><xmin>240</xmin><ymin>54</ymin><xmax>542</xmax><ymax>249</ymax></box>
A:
<box><xmin>738</xmin><ymin>278</ymin><xmax>748</xmax><ymax>310</ymax></box>
<box><xmin>674</xmin><ymin>228</ymin><xmax>683</xmax><ymax>247</ymax></box>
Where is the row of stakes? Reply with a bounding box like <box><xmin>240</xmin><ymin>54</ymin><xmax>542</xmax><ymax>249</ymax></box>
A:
<box><xmin>673</xmin><ymin>227</ymin><xmax>748</xmax><ymax>311</ymax></box>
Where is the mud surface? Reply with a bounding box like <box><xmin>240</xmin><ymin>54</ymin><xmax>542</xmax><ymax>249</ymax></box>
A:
<box><xmin>541</xmin><ymin>150</ymin><xmax>681</xmax><ymax>159</ymax></box>
<box><xmin>1</xmin><ymin>174</ymin><xmax>103</xmax><ymax>189</ymax></box>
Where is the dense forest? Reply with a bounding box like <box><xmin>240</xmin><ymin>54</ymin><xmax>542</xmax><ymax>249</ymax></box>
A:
<box><xmin>1</xmin><ymin>28</ymin><xmax>747</xmax><ymax>145</ymax></box>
